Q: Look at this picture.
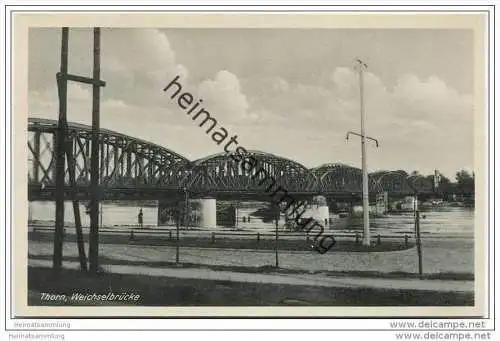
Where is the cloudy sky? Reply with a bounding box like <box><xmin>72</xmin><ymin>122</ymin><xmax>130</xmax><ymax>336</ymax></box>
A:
<box><xmin>28</xmin><ymin>28</ymin><xmax>474</xmax><ymax>179</ymax></box>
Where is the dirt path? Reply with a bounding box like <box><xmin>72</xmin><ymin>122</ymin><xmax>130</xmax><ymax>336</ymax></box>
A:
<box><xmin>28</xmin><ymin>258</ymin><xmax>473</xmax><ymax>292</ymax></box>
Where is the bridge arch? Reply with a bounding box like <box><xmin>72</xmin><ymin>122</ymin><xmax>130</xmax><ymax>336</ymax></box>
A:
<box><xmin>28</xmin><ymin>117</ymin><xmax>190</xmax><ymax>191</ymax></box>
<box><xmin>184</xmin><ymin>150</ymin><xmax>318</xmax><ymax>194</ymax></box>
<box><xmin>371</xmin><ymin>171</ymin><xmax>435</xmax><ymax>196</ymax></box>
<box><xmin>312</xmin><ymin>163</ymin><xmax>381</xmax><ymax>194</ymax></box>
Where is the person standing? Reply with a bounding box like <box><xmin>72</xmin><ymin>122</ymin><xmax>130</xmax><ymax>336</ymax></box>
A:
<box><xmin>138</xmin><ymin>208</ymin><xmax>143</xmax><ymax>227</ymax></box>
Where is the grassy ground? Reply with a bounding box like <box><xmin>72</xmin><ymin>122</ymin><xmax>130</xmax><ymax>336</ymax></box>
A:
<box><xmin>29</xmin><ymin>230</ymin><xmax>414</xmax><ymax>252</ymax></box>
<box><xmin>28</xmin><ymin>267</ymin><xmax>474</xmax><ymax>307</ymax></box>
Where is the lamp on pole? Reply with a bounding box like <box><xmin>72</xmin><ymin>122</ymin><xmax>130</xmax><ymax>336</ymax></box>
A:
<box><xmin>345</xmin><ymin>58</ymin><xmax>379</xmax><ymax>247</ymax></box>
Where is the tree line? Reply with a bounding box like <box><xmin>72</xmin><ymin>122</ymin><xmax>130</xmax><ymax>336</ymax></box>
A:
<box><xmin>405</xmin><ymin>169</ymin><xmax>475</xmax><ymax>199</ymax></box>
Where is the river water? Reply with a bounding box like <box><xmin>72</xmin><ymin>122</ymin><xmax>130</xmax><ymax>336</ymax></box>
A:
<box><xmin>28</xmin><ymin>201</ymin><xmax>474</xmax><ymax>238</ymax></box>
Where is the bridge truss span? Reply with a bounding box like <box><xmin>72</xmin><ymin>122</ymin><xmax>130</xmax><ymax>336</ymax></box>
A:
<box><xmin>185</xmin><ymin>150</ymin><xmax>318</xmax><ymax>195</ymax></box>
<box><xmin>28</xmin><ymin>118</ymin><xmax>190</xmax><ymax>200</ymax></box>
<box><xmin>27</xmin><ymin>118</ymin><xmax>435</xmax><ymax>200</ymax></box>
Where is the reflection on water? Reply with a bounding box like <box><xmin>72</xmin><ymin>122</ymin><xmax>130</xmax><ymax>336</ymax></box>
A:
<box><xmin>28</xmin><ymin>201</ymin><xmax>474</xmax><ymax>237</ymax></box>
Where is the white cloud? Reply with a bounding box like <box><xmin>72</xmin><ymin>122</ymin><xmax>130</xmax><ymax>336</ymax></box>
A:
<box><xmin>251</xmin><ymin>67</ymin><xmax>473</xmax><ymax>132</ymax></box>
<box><xmin>392</xmin><ymin>73</ymin><xmax>473</xmax><ymax>124</ymax></box>
<box><xmin>197</xmin><ymin>70</ymin><xmax>262</xmax><ymax>124</ymax></box>
<box><xmin>101</xmin><ymin>28</ymin><xmax>181</xmax><ymax>81</ymax></box>
<box><xmin>29</xmin><ymin>82</ymin><xmax>92</xmax><ymax>118</ymax></box>
<box><xmin>102</xmin><ymin>98</ymin><xmax>128</xmax><ymax>110</ymax></box>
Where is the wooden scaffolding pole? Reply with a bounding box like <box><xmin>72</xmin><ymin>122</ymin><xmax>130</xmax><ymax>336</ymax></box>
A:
<box><xmin>89</xmin><ymin>28</ymin><xmax>101</xmax><ymax>273</ymax></box>
<box><xmin>88</xmin><ymin>28</ymin><xmax>102</xmax><ymax>273</ymax></box>
<box><xmin>53</xmin><ymin>27</ymin><xmax>105</xmax><ymax>273</ymax></box>
<box><xmin>53</xmin><ymin>27</ymin><xmax>69</xmax><ymax>272</ymax></box>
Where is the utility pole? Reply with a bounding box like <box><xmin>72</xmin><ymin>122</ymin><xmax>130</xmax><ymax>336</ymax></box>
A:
<box><xmin>358</xmin><ymin>59</ymin><xmax>369</xmax><ymax>246</ymax></box>
<box><xmin>358</xmin><ymin>59</ymin><xmax>370</xmax><ymax>247</ymax></box>
<box><xmin>183</xmin><ymin>187</ymin><xmax>189</xmax><ymax>229</ymax></box>
<box><xmin>346</xmin><ymin>59</ymin><xmax>379</xmax><ymax>247</ymax></box>
<box><xmin>414</xmin><ymin>194</ymin><xmax>423</xmax><ymax>277</ymax></box>
<box><xmin>176</xmin><ymin>204</ymin><xmax>180</xmax><ymax>264</ymax></box>
<box><xmin>275</xmin><ymin>203</ymin><xmax>279</xmax><ymax>268</ymax></box>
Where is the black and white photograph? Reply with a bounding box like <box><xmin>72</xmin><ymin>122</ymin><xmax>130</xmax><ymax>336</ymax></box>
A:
<box><xmin>16</xmin><ymin>11</ymin><xmax>487</xmax><ymax>319</ymax></box>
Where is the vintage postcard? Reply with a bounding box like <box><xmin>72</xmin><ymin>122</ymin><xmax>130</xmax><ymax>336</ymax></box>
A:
<box><xmin>11</xmin><ymin>11</ymin><xmax>488</xmax><ymax>318</ymax></box>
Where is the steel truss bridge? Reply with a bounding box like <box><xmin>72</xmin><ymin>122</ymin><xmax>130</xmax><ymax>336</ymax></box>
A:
<box><xmin>28</xmin><ymin>118</ymin><xmax>434</xmax><ymax>202</ymax></box>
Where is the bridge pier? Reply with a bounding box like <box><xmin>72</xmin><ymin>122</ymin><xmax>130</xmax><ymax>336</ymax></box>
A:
<box><xmin>28</xmin><ymin>201</ymin><xmax>34</xmax><ymax>222</ymax></box>
<box><xmin>157</xmin><ymin>199</ymin><xmax>179</xmax><ymax>226</ymax></box>
<box><xmin>376</xmin><ymin>192</ymin><xmax>389</xmax><ymax>215</ymax></box>
<box><xmin>199</xmin><ymin>197</ymin><xmax>217</xmax><ymax>229</ymax></box>
<box><xmin>307</xmin><ymin>195</ymin><xmax>330</xmax><ymax>228</ymax></box>
<box><xmin>284</xmin><ymin>196</ymin><xmax>330</xmax><ymax>229</ymax></box>
<box><xmin>157</xmin><ymin>197</ymin><xmax>217</xmax><ymax>229</ymax></box>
